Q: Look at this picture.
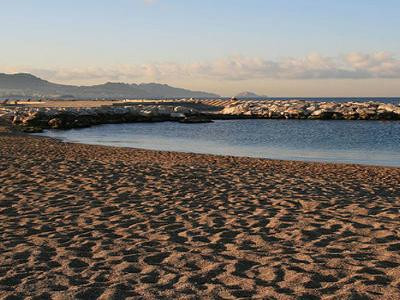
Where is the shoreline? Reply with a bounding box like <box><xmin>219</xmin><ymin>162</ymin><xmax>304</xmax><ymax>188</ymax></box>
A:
<box><xmin>1</xmin><ymin>128</ymin><xmax>400</xmax><ymax>298</ymax></box>
<box><xmin>35</xmin><ymin>130</ymin><xmax>400</xmax><ymax>169</ymax></box>
<box><xmin>32</xmin><ymin>118</ymin><xmax>400</xmax><ymax>168</ymax></box>
<box><xmin>3</xmin><ymin>118</ymin><xmax>400</xmax><ymax>169</ymax></box>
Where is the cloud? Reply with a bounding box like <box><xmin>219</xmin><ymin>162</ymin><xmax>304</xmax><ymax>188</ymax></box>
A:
<box><xmin>3</xmin><ymin>52</ymin><xmax>400</xmax><ymax>83</ymax></box>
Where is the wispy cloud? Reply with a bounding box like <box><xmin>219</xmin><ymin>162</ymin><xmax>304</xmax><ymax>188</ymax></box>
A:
<box><xmin>2</xmin><ymin>52</ymin><xmax>400</xmax><ymax>83</ymax></box>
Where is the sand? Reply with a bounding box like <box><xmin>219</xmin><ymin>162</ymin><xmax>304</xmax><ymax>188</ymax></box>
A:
<box><xmin>1</xmin><ymin>127</ymin><xmax>400</xmax><ymax>299</ymax></box>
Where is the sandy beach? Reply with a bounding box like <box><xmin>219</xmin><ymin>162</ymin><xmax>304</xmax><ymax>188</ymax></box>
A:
<box><xmin>1</xmin><ymin>127</ymin><xmax>400</xmax><ymax>299</ymax></box>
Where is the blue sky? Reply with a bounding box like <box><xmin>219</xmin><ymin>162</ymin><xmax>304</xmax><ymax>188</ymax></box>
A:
<box><xmin>1</xmin><ymin>0</ymin><xmax>400</xmax><ymax>96</ymax></box>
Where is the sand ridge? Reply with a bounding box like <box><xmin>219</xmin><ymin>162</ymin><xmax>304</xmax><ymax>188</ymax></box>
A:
<box><xmin>1</xmin><ymin>131</ymin><xmax>400</xmax><ymax>299</ymax></box>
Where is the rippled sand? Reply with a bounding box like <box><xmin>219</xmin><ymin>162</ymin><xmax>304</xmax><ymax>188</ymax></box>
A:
<box><xmin>1</xmin><ymin>128</ymin><xmax>400</xmax><ymax>299</ymax></box>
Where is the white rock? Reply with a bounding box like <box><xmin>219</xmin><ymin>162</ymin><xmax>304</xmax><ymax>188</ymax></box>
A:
<box><xmin>170</xmin><ymin>112</ymin><xmax>185</xmax><ymax>118</ymax></box>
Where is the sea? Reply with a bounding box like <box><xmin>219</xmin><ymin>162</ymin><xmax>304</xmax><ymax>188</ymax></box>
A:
<box><xmin>35</xmin><ymin>116</ymin><xmax>400</xmax><ymax>167</ymax></box>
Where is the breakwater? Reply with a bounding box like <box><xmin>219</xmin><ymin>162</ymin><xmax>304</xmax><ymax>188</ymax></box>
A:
<box><xmin>220</xmin><ymin>100</ymin><xmax>400</xmax><ymax>120</ymax></box>
<box><xmin>0</xmin><ymin>105</ymin><xmax>211</xmax><ymax>132</ymax></box>
<box><xmin>1</xmin><ymin>100</ymin><xmax>399</xmax><ymax>132</ymax></box>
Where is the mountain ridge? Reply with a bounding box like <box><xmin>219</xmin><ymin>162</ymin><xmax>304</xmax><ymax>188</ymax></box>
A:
<box><xmin>0</xmin><ymin>73</ymin><xmax>220</xmax><ymax>99</ymax></box>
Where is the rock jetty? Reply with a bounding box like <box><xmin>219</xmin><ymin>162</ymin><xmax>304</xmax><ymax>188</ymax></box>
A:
<box><xmin>0</xmin><ymin>105</ymin><xmax>211</xmax><ymax>132</ymax></box>
<box><xmin>1</xmin><ymin>100</ymin><xmax>399</xmax><ymax>132</ymax></box>
<box><xmin>220</xmin><ymin>100</ymin><xmax>400</xmax><ymax>120</ymax></box>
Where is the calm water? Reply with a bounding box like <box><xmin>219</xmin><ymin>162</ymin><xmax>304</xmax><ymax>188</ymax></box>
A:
<box><xmin>35</xmin><ymin>119</ymin><xmax>400</xmax><ymax>167</ymax></box>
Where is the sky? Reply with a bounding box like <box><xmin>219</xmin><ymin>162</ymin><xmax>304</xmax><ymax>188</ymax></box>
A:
<box><xmin>1</xmin><ymin>0</ymin><xmax>400</xmax><ymax>96</ymax></box>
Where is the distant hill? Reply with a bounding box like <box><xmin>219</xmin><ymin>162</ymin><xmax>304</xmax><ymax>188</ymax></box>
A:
<box><xmin>0</xmin><ymin>73</ymin><xmax>220</xmax><ymax>99</ymax></box>
<box><xmin>234</xmin><ymin>91</ymin><xmax>266</xmax><ymax>99</ymax></box>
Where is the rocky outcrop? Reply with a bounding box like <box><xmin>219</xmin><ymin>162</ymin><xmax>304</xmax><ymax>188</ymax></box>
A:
<box><xmin>234</xmin><ymin>91</ymin><xmax>263</xmax><ymax>99</ymax></box>
<box><xmin>220</xmin><ymin>100</ymin><xmax>400</xmax><ymax>120</ymax></box>
<box><xmin>1</xmin><ymin>105</ymin><xmax>205</xmax><ymax>132</ymax></box>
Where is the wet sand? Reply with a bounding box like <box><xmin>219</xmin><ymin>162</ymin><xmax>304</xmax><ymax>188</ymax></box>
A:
<box><xmin>1</xmin><ymin>127</ymin><xmax>400</xmax><ymax>299</ymax></box>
